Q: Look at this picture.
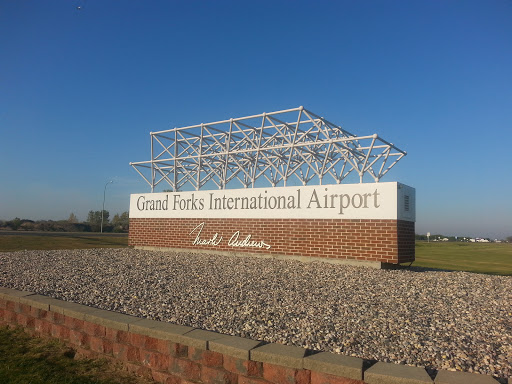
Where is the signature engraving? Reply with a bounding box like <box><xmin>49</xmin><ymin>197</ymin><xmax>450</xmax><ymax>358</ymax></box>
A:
<box><xmin>189</xmin><ymin>222</ymin><xmax>223</xmax><ymax>246</ymax></box>
<box><xmin>228</xmin><ymin>231</ymin><xmax>271</xmax><ymax>250</ymax></box>
<box><xmin>189</xmin><ymin>222</ymin><xmax>271</xmax><ymax>250</ymax></box>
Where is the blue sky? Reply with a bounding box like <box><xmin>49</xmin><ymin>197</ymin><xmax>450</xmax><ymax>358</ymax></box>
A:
<box><xmin>1</xmin><ymin>0</ymin><xmax>511</xmax><ymax>239</ymax></box>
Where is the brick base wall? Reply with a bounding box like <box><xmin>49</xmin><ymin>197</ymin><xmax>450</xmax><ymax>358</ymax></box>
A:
<box><xmin>129</xmin><ymin>218</ymin><xmax>415</xmax><ymax>264</ymax></box>
<box><xmin>0</xmin><ymin>288</ymin><xmax>498</xmax><ymax>384</ymax></box>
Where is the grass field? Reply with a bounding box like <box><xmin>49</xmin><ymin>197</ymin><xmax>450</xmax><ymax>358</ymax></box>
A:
<box><xmin>0</xmin><ymin>326</ymin><xmax>153</xmax><ymax>384</ymax></box>
<box><xmin>0</xmin><ymin>233</ymin><xmax>128</xmax><ymax>251</ymax></box>
<box><xmin>414</xmin><ymin>241</ymin><xmax>512</xmax><ymax>276</ymax></box>
<box><xmin>1</xmin><ymin>233</ymin><xmax>511</xmax><ymax>275</ymax></box>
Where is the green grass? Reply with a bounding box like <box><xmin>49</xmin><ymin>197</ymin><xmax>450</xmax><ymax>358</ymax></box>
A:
<box><xmin>1</xmin><ymin>234</ymin><xmax>511</xmax><ymax>275</ymax></box>
<box><xmin>413</xmin><ymin>241</ymin><xmax>512</xmax><ymax>275</ymax></box>
<box><xmin>0</xmin><ymin>234</ymin><xmax>128</xmax><ymax>252</ymax></box>
<box><xmin>0</xmin><ymin>326</ymin><xmax>152</xmax><ymax>384</ymax></box>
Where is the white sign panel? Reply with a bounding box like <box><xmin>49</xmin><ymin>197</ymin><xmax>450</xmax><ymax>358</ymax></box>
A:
<box><xmin>130</xmin><ymin>182</ymin><xmax>415</xmax><ymax>221</ymax></box>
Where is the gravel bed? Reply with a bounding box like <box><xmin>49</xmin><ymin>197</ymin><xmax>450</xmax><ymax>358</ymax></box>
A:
<box><xmin>1</xmin><ymin>248</ymin><xmax>511</xmax><ymax>380</ymax></box>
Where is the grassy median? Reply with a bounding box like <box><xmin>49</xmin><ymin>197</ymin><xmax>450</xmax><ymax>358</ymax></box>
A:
<box><xmin>414</xmin><ymin>241</ymin><xmax>512</xmax><ymax>275</ymax></box>
<box><xmin>0</xmin><ymin>234</ymin><xmax>128</xmax><ymax>252</ymax></box>
<box><xmin>1</xmin><ymin>233</ymin><xmax>511</xmax><ymax>275</ymax></box>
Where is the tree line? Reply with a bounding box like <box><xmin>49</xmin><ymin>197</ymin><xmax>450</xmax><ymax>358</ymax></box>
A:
<box><xmin>0</xmin><ymin>211</ymin><xmax>129</xmax><ymax>233</ymax></box>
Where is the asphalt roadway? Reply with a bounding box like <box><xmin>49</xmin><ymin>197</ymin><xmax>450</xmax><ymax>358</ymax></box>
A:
<box><xmin>0</xmin><ymin>231</ymin><xmax>128</xmax><ymax>237</ymax></box>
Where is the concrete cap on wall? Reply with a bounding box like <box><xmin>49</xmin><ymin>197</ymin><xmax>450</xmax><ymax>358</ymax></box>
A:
<box><xmin>209</xmin><ymin>335</ymin><xmax>263</xmax><ymax>360</ymax></box>
<box><xmin>175</xmin><ymin>329</ymin><xmax>227</xmax><ymax>349</ymax></box>
<box><xmin>365</xmin><ymin>362</ymin><xmax>432</xmax><ymax>384</ymax></box>
<box><xmin>251</xmin><ymin>342</ymin><xmax>307</xmax><ymax>369</ymax></box>
<box><xmin>303</xmin><ymin>351</ymin><xmax>363</xmax><ymax>380</ymax></box>
<box><xmin>0</xmin><ymin>287</ymin><xmax>34</xmax><ymax>301</ymax></box>
<box><xmin>128</xmin><ymin>318</ymin><xmax>195</xmax><ymax>341</ymax></box>
<box><xmin>434</xmin><ymin>369</ymin><xmax>499</xmax><ymax>383</ymax></box>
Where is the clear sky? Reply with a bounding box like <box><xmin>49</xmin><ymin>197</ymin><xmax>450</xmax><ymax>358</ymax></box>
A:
<box><xmin>1</xmin><ymin>0</ymin><xmax>511</xmax><ymax>239</ymax></box>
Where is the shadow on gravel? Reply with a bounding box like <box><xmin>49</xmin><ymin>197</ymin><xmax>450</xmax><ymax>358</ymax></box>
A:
<box><xmin>407</xmin><ymin>266</ymin><xmax>457</xmax><ymax>273</ymax></box>
<box><xmin>390</xmin><ymin>264</ymin><xmax>457</xmax><ymax>273</ymax></box>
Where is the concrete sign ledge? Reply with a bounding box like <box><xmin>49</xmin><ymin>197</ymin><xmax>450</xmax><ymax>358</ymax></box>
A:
<box><xmin>0</xmin><ymin>287</ymin><xmax>505</xmax><ymax>384</ymax></box>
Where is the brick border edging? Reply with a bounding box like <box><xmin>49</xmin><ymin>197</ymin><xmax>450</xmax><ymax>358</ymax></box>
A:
<box><xmin>0</xmin><ymin>288</ymin><xmax>502</xmax><ymax>384</ymax></box>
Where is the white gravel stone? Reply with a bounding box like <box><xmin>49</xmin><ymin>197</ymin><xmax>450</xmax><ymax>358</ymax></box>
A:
<box><xmin>1</xmin><ymin>248</ymin><xmax>510</xmax><ymax>381</ymax></box>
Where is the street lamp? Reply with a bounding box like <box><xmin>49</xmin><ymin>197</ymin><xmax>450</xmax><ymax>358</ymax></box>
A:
<box><xmin>101</xmin><ymin>180</ymin><xmax>113</xmax><ymax>233</ymax></box>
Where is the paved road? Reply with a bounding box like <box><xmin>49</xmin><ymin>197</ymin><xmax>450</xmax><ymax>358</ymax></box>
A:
<box><xmin>0</xmin><ymin>231</ymin><xmax>128</xmax><ymax>238</ymax></box>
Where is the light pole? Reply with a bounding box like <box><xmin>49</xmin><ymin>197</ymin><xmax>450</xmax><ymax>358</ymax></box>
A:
<box><xmin>101</xmin><ymin>180</ymin><xmax>113</xmax><ymax>233</ymax></box>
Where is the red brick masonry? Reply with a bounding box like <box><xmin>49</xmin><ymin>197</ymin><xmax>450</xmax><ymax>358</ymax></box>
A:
<box><xmin>0</xmin><ymin>289</ymin><xmax>366</xmax><ymax>384</ymax></box>
<box><xmin>1</xmin><ymin>288</ymin><xmax>498</xmax><ymax>384</ymax></box>
<box><xmin>129</xmin><ymin>218</ymin><xmax>415</xmax><ymax>264</ymax></box>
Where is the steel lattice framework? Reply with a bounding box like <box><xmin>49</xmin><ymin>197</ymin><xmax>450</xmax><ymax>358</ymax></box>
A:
<box><xmin>130</xmin><ymin>106</ymin><xmax>406</xmax><ymax>192</ymax></box>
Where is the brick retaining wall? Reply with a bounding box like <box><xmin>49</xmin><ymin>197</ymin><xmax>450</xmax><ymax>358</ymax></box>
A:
<box><xmin>0</xmin><ymin>287</ymin><xmax>500</xmax><ymax>384</ymax></box>
<box><xmin>129</xmin><ymin>219</ymin><xmax>415</xmax><ymax>265</ymax></box>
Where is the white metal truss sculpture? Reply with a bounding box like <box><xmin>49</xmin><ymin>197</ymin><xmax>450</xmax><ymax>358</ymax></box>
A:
<box><xmin>130</xmin><ymin>106</ymin><xmax>406</xmax><ymax>192</ymax></box>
